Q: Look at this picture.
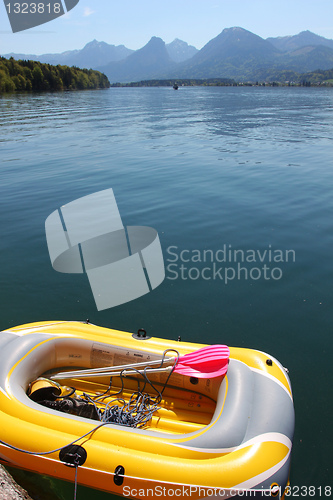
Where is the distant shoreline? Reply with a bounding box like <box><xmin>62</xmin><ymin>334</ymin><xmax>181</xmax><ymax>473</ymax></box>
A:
<box><xmin>111</xmin><ymin>77</ymin><xmax>333</xmax><ymax>88</ymax></box>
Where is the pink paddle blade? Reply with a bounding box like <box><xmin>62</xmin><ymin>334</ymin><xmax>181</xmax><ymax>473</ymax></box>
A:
<box><xmin>174</xmin><ymin>344</ymin><xmax>230</xmax><ymax>378</ymax></box>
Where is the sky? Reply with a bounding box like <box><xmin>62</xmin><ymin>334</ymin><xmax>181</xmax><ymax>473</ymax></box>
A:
<box><xmin>0</xmin><ymin>0</ymin><xmax>333</xmax><ymax>55</ymax></box>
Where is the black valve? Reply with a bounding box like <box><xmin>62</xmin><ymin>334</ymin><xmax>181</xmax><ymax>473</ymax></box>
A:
<box><xmin>59</xmin><ymin>445</ymin><xmax>87</xmax><ymax>467</ymax></box>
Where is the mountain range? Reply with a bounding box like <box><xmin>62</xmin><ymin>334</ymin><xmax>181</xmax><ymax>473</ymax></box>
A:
<box><xmin>3</xmin><ymin>38</ymin><xmax>197</xmax><ymax>70</ymax></box>
<box><xmin>3</xmin><ymin>28</ymin><xmax>333</xmax><ymax>83</ymax></box>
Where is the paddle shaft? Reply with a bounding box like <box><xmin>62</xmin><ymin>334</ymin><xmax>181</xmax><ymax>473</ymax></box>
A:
<box><xmin>51</xmin><ymin>365</ymin><xmax>173</xmax><ymax>380</ymax></box>
<box><xmin>50</xmin><ymin>358</ymin><xmax>174</xmax><ymax>381</ymax></box>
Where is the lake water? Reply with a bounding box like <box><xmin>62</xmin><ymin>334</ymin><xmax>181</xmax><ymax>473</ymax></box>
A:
<box><xmin>1</xmin><ymin>86</ymin><xmax>332</xmax><ymax>499</ymax></box>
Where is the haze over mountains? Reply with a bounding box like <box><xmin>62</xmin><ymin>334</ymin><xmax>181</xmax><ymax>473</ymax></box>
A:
<box><xmin>267</xmin><ymin>30</ymin><xmax>333</xmax><ymax>52</ymax></box>
<box><xmin>3</xmin><ymin>40</ymin><xmax>135</xmax><ymax>68</ymax></box>
<box><xmin>3</xmin><ymin>38</ymin><xmax>197</xmax><ymax>71</ymax></box>
<box><xmin>3</xmin><ymin>27</ymin><xmax>333</xmax><ymax>83</ymax></box>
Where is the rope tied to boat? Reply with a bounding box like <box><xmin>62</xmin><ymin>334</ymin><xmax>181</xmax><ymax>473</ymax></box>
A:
<box><xmin>73</xmin><ymin>453</ymin><xmax>80</xmax><ymax>500</ymax></box>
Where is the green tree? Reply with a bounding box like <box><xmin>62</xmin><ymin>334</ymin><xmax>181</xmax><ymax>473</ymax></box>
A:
<box><xmin>0</xmin><ymin>69</ymin><xmax>16</xmax><ymax>92</ymax></box>
<box><xmin>12</xmin><ymin>74</ymin><xmax>26</xmax><ymax>91</ymax></box>
<box><xmin>0</xmin><ymin>57</ymin><xmax>110</xmax><ymax>93</ymax></box>
<box><xmin>32</xmin><ymin>66</ymin><xmax>44</xmax><ymax>90</ymax></box>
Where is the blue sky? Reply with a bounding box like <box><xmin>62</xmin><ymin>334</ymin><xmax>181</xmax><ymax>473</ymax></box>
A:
<box><xmin>1</xmin><ymin>0</ymin><xmax>332</xmax><ymax>55</ymax></box>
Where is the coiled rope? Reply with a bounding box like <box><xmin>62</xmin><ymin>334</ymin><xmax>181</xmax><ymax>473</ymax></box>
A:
<box><xmin>76</xmin><ymin>348</ymin><xmax>179</xmax><ymax>427</ymax></box>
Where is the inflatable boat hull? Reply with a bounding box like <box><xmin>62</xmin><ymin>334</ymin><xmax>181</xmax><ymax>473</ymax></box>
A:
<box><xmin>0</xmin><ymin>321</ymin><xmax>294</xmax><ymax>499</ymax></box>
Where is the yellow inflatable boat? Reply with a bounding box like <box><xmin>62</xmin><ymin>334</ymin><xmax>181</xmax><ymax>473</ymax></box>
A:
<box><xmin>0</xmin><ymin>321</ymin><xmax>294</xmax><ymax>499</ymax></box>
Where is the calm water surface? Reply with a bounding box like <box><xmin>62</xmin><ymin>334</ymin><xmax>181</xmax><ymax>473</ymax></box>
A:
<box><xmin>1</xmin><ymin>86</ymin><xmax>333</xmax><ymax>498</ymax></box>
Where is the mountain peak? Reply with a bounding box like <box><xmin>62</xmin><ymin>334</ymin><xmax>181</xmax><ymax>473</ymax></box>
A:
<box><xmin>147</xmin><ymin>36</ymin><xmax>165</xmax><ymax>46</ymax></box>
<box><xmin>267</xmin><ymin>30</ymin><xmax>333</xmax><ymax>52</ymax></box>
<box><xmin>84</xmin><ymin>39</ymin><xmax>105</xmax><ymax>49</ymax></box>
<box><xmin>133</xmin><ymin>36</ymin><xmax>169</xmax><ymax>59</ymax></box>
<box><xmin>223</xmin><ymin>26</ymin><xmax>245</xmax><ymax>32</ymax></box>
<box><xmin>100</xmin><ymin>35</ymin><xmax>174</xmax><ymax>82</ymax></box>
<box><xmin>166</xmin><ymin>38</ymin><xmax>198</xmax><ymax>62</ymax></box>
<box><xmin>170</xmin><ymin>27</ymin><xmax>281</xmax><ymax>81</ymax></box>
<box><xmin>195</xmin><ymin>26</ymin><xmax>279</xmax><ymax>62</ymax></box>
<box><xmin>221</xmin><ymin>27</ymin><xmax>253</xmax><ymax>36</ymax></box>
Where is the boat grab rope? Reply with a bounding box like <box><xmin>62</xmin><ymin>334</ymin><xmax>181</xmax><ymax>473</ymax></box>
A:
<box><xmin>0</xmin><ymin>421</ymin><xmax>109</xmax><ymax>456</ymax></box>
<box><xmin>0</xmin><ymin>422</ymin><xmax>109</xmax><ymax>500</ymax></box>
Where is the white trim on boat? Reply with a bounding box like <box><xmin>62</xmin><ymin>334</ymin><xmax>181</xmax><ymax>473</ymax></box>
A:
<box><xmin>250</xmin><ymin>367</ymin><xmax>293</xmax><ymax>402</ymax></box>
<box><xmin>168</xmin><ymin>431</ymin><xmax>292</xmax><ymax>454</ymax></box>
<box><xmin>0</xmin><ymin>387</ymin><xmax>10</xmax><ymax>399</ymax></box>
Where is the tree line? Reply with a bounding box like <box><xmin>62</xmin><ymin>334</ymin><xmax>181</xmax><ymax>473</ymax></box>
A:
<box><xmin>0</xmin><ymin>57</ymin><xmax>110</xmax><ymax>93</ymax></box>
<box><xmin>111</xmin><ymin>78</ymin><xmax>236</xmax><ymax>87</ymax></box>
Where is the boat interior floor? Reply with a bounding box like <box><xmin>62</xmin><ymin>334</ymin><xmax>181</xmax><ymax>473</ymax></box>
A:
<box><xmin>29</xmin><ymin>375</ymin><xmax>218</xmax><ymax>435</ymax></box>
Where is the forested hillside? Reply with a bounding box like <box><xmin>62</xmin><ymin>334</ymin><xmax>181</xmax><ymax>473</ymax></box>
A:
<box><xmin>0</xmin><ymin>57</ymin><xmax>110</xmax><ymax>93</ymax></box>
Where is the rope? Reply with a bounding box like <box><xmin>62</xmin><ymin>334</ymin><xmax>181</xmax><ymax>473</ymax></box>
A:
<box><xmin>0</xmin><ymin>348</ymin><xmax>181</xmax><ymax>499</ymax></box>
<box><xmin>74</xmin><ymin>461</ymin><xmax>78</xmax><ymax>500</ymax></box>
<box><xmin>78</xmin><ymin>348</ymin><xmax>180</xmax><ymax>428</ymax></box>
<box><xmin>0</xmin><ymin>349</ymin><xmax>180</xmax><ymax>455</ymax></box>
<box><xmin>0</xmin><ymin>422</ymin><xmax>109</xmax><ymax>456</ymax></box>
